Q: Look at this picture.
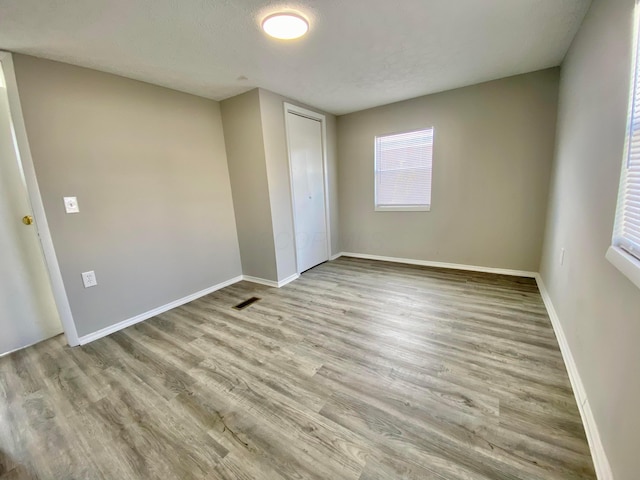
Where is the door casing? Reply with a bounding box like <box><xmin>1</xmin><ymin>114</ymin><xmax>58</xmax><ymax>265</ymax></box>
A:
<box><xmin>0</xmin><ymin>51</ymin><xmax>79</xmax><ymax>348</ymax></box>
<box><xmin>283</xmin><ymin>102</ymin><xmax>332</xmax><ymax>275</ymax></box>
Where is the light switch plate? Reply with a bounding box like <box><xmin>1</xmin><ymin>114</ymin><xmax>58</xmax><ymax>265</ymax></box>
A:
<box><xmin>81</xmin><ymin>271</ymin><xmax>97</xmax><ymax>288</ymax></box>
<box><xmin>64</xmin><ymin>196</ymin><xmax>79</xmax><ymax>213</ymax></box>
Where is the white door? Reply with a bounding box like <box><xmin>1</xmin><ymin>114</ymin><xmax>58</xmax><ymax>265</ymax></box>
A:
<box><xmin>0</xmin><ymin>62</ymin><xmax>62</xmax><ymax>356</ymax></box>
<box><xmin>287</xmin><ymin>112</ymin><xmax>329</xmax><ymax>273</ymax></box>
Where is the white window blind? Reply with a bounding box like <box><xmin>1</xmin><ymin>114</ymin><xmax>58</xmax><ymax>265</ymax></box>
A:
<box><xmin>374</xmin><ymin>128</ymin><xmax>433</xmax><ymax>211</ymax></box>
<box><xmin>614</xmin><ymin>10</ymin><xmax>640</xmax><ymax>261</ymax></box>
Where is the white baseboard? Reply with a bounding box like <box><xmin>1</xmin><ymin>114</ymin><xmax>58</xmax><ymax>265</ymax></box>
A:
<box><xmin>329</xmin><ymin>252</ymin><xmax>342</xmax><ymax>261</ymax></box>
<box><xmin>242</xmin><ymin>275</ymin><xmax>279</xmax><ymax>288</ymax></box>
<box><xmin>0</xmin><ymin>333</ymin><xmax>63</xmax><ymax>358</ymax></box>
<box><xmin>340</xmin><ymin>252</ymin><xmax>536</xmax><ymax>278</ymax></box>
<box><xmin>78</xmin><ymin>275</ymin><xmax>243</xmax><ymax>345</ymax></box>
<box><xmin>242</xmin><ymin>273</ymin><xmax>299</xmax><ymax>288</ymax></box>
<box><xmin>276</xmin><ymin>273</ymin><xmax>299</xmax><ymax>287</ymax></box>
<box><xmin>535</xmin><ymin>274</ymin><xmax>613</xmax><ymax>480</ymax></box>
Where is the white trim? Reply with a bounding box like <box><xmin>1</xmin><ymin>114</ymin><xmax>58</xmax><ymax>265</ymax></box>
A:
<box><xmin>78</xmin><ymin>275</ymin><xmax>243</xmax><ymax>345</ymax></box>
<box><xmin>375</xmin><ymin>205</ymin><xmax>431</xmax><ymax>212</ymax></box>
<box><xmin>535</xmin><ymin>274</ymin><xmax>613</xmax><ymax>480</ymax></box>
<box><xmin>283</xmin><ymin>102</ymin><xmax>331</xmax><ymax>275</ymax></box>
<box><xmin>329</xmin><ymin>252</ymin><xmax>342</xmax><ymax>261</ymax></box>
<box><xmin>374</xmin><ymin>126</ymin><xmax>435</xmax><ymax>213</ymax></box>
<box><xmin>242</xmin><ymin>275</ymin><xmax>279</xmax><ymax>288</ymax></box>
<box><xmin>242</xmin><ymin>273</ymin><xmax>300</xmax><ymax>288</ymax></box>
<box><xmin>0</xmin><ymin>51</ymin><xmax>80</xmax><ymax>347</ymax></box>
<box><xmin>276</xmin><ymin>272</ymin><xmax>299</xmax><ymax>287</ymax></box>
<box><xmin>606</xmin><ymin>245</ymin><xmax>640</xmax><ymax>290</ymax></box>
<box><xmin>0</xmin><ymin>337</ymin><xmax>59</xmax><ymax>358</ymax></box>
<box><xmin>340</xmin><ymin>252</ymin><xmax>536</xmax><ymax>278</ymax></box>
<box><xmin>609</xmin><ymin>3</ymin><xmax>640</xmax><ymax>291</ymax></box>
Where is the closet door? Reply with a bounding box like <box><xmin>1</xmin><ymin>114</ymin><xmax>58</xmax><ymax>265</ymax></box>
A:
<box><xmin>286</xmin><ymin>111</ymin><xmax>328</xmax><ymax>273</ymax></box>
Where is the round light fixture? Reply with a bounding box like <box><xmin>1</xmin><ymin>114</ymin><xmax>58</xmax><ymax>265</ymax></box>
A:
<box><xmin>262</xmin><ymin>13</ymin><xmax>309</xmax><ymax>40</ymax></box>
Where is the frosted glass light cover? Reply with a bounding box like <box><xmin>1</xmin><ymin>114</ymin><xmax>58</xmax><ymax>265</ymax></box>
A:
<box><xmin>262</xmin><ymin>14</ymin><xmax>309</xmax><ymax>40</ymax></box>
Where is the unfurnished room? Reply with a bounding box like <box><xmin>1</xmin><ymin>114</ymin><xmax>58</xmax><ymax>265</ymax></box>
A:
<box><xmin>0</xmin><ymin>0</ymin><xmax>639</xmax><ymax>479</ymax></box>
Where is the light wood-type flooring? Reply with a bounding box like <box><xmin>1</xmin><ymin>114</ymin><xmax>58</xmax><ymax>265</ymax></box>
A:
<box><xmin>0</xmin><ymin>257</ymin><xmax>596</xmax><ymax>479</ymax></box>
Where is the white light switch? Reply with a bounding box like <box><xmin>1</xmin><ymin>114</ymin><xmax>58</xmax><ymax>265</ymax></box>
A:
<box><xmin>81</xmin><ymin>270</ymin><xmax>97</xmax><ymax>288</ymax></box>
<box><xmin>64</xmin><ymin>196</ymin><xmax>79</xmax><ymax>213</ymax></box>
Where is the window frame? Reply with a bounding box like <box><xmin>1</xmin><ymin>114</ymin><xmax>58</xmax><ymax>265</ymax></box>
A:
<box><xmin>373</xmin><ymin>127</ymin><xmax>434</xmax><ymax>212</ymax></box>
<box><xmin>607</xmin><ymin>3</ymin><xmax>640</xmax><ymax>290</ymax></box>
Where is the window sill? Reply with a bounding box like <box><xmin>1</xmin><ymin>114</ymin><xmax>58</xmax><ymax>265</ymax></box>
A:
<box><xmin>606</xmin><ymin>246</ymin><xmax>640</xmax><ymax>290</ymax></box>
<box><xmin>375</xmin><ymin>205</ymin><xmax>431</xmax><ymax>212</ymax></box>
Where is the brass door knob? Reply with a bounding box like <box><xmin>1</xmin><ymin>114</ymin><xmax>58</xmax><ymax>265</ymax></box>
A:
<box><xmin>22</xmin><ymin>215</ymin><xmax>33</xmax><ymax>225</ymax></box>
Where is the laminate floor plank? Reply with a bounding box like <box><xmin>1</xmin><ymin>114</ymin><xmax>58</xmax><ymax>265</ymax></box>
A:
<box><xmin>0</xmin><ymin>257</ymin><xmax>596</xmax><ymax>479</ymax></box>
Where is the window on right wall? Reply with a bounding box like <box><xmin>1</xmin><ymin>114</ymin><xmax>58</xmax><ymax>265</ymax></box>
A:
<box><xmin>374</xmin><ymin>127</ymin><xmax>434</xmax><ymax>212</ymax></box>
<box><xmin>607</xmin><ymin>7</ymin><xmax>640</xmax><ymax>289</ymax></box>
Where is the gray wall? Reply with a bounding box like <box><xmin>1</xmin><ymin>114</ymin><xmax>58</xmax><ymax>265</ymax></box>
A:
<box><xmin>221</xmin><ymin>87</ymin><xmax>339</xmax><ymax>283</ymax></box>
<box><xmin>337</xmin><ymin>69</ymin><xmax>560</xmax><ymax>272</ymax></box>
<box><xmin>539</xmin><ymin>0</ymin><xmax>640</xmax><ymax>477</ymax></box>
<box><xmin>259</xmin><ymin>89</ymin><xmax>299</xmax><ymax>281</ymax></box>
<box><xmin>259</xmin><ymin>88</ymin><xmax>340</xmax><ymax>281</ymax></box>
<box><xmin>326</xmin><ymin>112</ymin><xmax>339</xmax><ymax>257</ymax></box>
<box><xmin>14</xmin><ymin>54</ymin><xmax>242</xmax><ymax>337</ymax></box>
<box><xmin>220</xmin><ymin>90</ymin><xmax>278</xmax><ymax>281</ymax></box>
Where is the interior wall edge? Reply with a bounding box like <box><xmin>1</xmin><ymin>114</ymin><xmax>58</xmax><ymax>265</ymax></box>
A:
<box><xmin>534</xmin><ymin>274</ymin><xmax>613</xmax><ymax>480</ymax></box>
<box><xmin>242</xmin><ymin>273</ymin><xmax>300</xmax><ymax>288</ymax></box>
<box><xmin>339</xmin><ymin>252</ymin><xmax>537</xmax><ymax>278</ymax></box>
<box><xmin>77</xmin><ymin>275</ymin><xmax>244</xmax><ymax>345</ymax></box>
<box><xmin>220</xmin><ymin>88</ymin><xmax>279</xmax><ymax>282</ymax></box>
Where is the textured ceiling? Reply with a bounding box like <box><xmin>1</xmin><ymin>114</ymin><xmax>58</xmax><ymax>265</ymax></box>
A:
<box><xmin>0</xmin><ymin>0</ymin><xmax>591</xmax><ymax>115</ymax></box>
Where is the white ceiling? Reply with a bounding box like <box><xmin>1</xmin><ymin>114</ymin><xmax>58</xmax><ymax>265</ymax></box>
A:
<box><xmin>0</xmin><ymin>0</ymin><xmax>591</xmax><ymax>115</ymax></box>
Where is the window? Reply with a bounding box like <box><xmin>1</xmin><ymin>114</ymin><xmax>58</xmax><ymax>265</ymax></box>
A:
<box><xmin>374</xmin><ymin>128</ymin><xmax>433</xmax><ymax>211</ymax></box>
<box><xmin>607</xmin><ymin>6</ymin><xmax>640</xmax><ymax>289</ymax></box>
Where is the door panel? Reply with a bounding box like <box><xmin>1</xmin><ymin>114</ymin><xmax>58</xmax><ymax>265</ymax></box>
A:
<box><xmin>287</xmin><ymin>112</ymin><xmax>328</xmax><ymax>273</ymax></box>
<box><xmin>0</xmin><ymin>63</ymin><xmax>62</xmax><ymax>355</ymax></box>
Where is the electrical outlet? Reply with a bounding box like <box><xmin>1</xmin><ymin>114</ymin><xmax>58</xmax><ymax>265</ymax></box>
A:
<box><xmin>560</xmin><ymin>248</ymin><xmax>566</xmax><ymax>266</ymax></box>
<box><xmin>81</xmin><ymin>270</ymin><xmax>97</xmax><ymax>288</ymax></box>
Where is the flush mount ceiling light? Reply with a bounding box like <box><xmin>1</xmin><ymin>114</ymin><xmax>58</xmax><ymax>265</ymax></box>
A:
<box><xmin>262</xmin><ymin>13</ymin><xmax>309</xmax><ymax>40</ymax></box>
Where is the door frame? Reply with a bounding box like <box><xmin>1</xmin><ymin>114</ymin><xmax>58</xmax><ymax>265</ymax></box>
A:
<box><xmin>0</xmin><ymin>51</ymin><xmax>79</xmax><ymax>347</ymax></box>
<box><xmin>283</xmin><ymin>102</ymin><xmax>331</xmax><ymax>275</ymax></box>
